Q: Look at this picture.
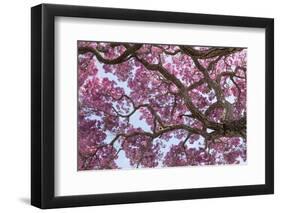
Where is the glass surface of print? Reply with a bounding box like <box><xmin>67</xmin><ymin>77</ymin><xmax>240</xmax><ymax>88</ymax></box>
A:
<box><xmin>78</xmin><ymin>41</ymin><xmax>247</xmax><ymax>171</ymax></box>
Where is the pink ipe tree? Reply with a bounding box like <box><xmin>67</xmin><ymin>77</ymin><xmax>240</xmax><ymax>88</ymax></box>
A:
<box><xmin>78</xmin><ymin>41</ymin><xmax>247</xmax><ymax>170</ymax></box>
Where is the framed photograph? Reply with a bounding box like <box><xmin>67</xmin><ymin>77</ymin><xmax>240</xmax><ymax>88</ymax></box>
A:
<box><xmin>31</xmin><ymin>3</ymin><xmax>274</xmax><ymax>209</ymax></box>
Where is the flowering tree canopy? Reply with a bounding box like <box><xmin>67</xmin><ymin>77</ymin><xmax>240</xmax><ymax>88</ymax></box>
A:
<box><xmin>78</xmin><ymin>41</ymin><xmax>247</xmax><ymax>170</ymax></box>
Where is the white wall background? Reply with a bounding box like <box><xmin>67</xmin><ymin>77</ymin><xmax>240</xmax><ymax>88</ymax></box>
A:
<box><xmin>0</xmin><ymin>0</ymin><xmax>279</xmax><ymax>212</ymax></box>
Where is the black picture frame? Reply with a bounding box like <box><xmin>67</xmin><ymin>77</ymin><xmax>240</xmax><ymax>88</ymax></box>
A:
<box><xmin>31</xmin><ymin>3</ymin><xmax>274</xmax><ymax>209</ymax></box>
